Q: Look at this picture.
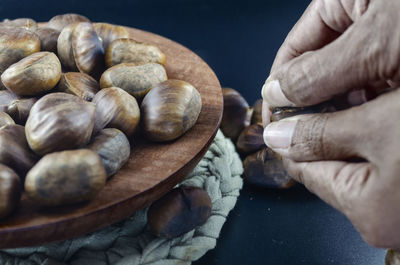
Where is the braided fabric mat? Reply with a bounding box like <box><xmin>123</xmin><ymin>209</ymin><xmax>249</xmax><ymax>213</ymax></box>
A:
<box><xmin>0</xmin><ymin>130</ymin><xmax>243</xmax><ymax>265</ymax></box>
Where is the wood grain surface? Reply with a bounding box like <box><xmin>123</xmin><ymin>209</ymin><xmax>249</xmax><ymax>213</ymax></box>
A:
<box><xmin>0</xmin><ymin>25</ymin><xmax>223</xmax><ymax>248</ymax></box>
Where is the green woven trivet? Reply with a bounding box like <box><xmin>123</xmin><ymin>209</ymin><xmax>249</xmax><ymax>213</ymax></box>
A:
<box><xmin>0</xmin><ymin>130</ymin><xmax>243</xmax><ymax>265</ymax></box>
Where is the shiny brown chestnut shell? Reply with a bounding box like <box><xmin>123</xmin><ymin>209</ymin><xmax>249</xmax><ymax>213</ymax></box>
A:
<box><xmin>0</xmin><ymin>89</ymin><xmax>18</xmax><ymax>105</ymax></box>
<box><xmin>1</xmin><ymin>52</ymin><xmax>61</xmax><ymax>96</ymax></box>
<box><xmin>251</xmin><ymin>99</ymin><xmax>263</xmax><ymax>125</ymax></box>
<box><xmin>56</xmin><ymin>72</ymin><xmax>99</xmax><ymax>101</ymax></box>
<box><xmin>0</xmin><ymin>90</ymin><xmax>37</xmax><ymax>124</ymax></box>
<box><xmin>93</xmin><ymin>22</ymin><xmax>130</xmax><ymax>51</ymax></box>
<box><xmin>270</xmin><ymin>102</ymin><xmax>334</xmax><ymax>122</ymax></box>
<box><xmin>7</xmin><ymin>97</ymin><xmax>37</xmax><ymax>125</ymax></box>
<box><xmin>34</xmin><ymin>27</ymin><xmax>60</xmax><ymax>53</ymax></box>
<box><xmin>0</xmin><ymin>90</ymin><xmax>19</xmax><ymax>121</ymax></box>
<box><xmin>221</xmin><ymin>88</ymin><xmax>251</xmax><ymax>141</ymax></box>
<box><xmin>243</xmin><ymin>148</ymin><xmax>295</xmax><ymax>189</ymax></box>
<box><xmin>25</xmin><ymin>149</ymin><xmax>107</xmax><ymax>207</ymax></box>
<box><xmin>0</xmin><ymin>26</ymin><xmax>41</xmax><ymax>88</ymax></box>
<box><xmin>57</xmin><ymin>22</ymin><xmax>105</xmax><ymax>79</ymax></box>
<box><xmin>236</xmin><ymin>123</ymin><xmax>264</xmax><ymax>155</ymax></box>
<box><xmin>57</xmin><ymin>23</ymin><xmax>79</xmax><ymax>71</ymax></box>
<box><xmin>87</xmin><ymin>128</ymin><xmax>130</xmax><ymax>178</ymax></box>
<box><xmin>100</xmin><ymin>63</ymin><xmax>167</xmax><ymax>100</ymax></box>
<box><xmin>46</xmin><ymin>13</ymin><xmax>90</xmax><ymax>32</ymax></box>
<box><xmin>92</xmin><ymin>87</ymin><xmax>140</xmax><ymax>137</ymax></box>
<box><xmin>148</xmin><ymin>186</ymin><xmax>212</xmax><ymax>239</ymax></box>
<box><xmin>0</xmin><ymin>112</ymin><xmax>14</xmax><ymax>127</ymax></box>
<box><xmin>0</xmin><ymin>18</ymin><xmax>37</xmax><ymax>31</ymax></box>
<box><xmin>105</xmin><ymin>38</ymin><xmax>166</xmax><ymax>68</ymax></box>
<box><xmin>72</xmin><ymin>22</ymin><xmax>105</xmax><ymax>79</ymax></box>
<box><xmin>141</xmin><ymin>79</ymin><xmax>202</xmax><ymax>142</ymax></box>
<box><xmin>386</xmin><ymin>249</ymin><xmax>400</xmax><ymax>265</ymax></box>
<box><xmin>0</xmin><ymin>124</ymin><xmax>38</xmax><ymax>178</ymax></box>
<box><xmin>0</xmin><ymin>164</ymin><xmax>21</xmax><ymax>219</ymax></box>
<box><xmin>25</xmin><ymin>93</ymin><xmax>95</xmax><ymax>155</ymax></box>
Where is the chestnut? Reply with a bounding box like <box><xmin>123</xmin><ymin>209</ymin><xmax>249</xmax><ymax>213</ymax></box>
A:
<box><xmin>221</xmin><ymin>88</ymin><xmax>251</xmax><ymax>141</ymax></box>
<box><xmin>0</xmin><ymin>90</ymin><xmax>37</xmax><ymax>124</ymax></box>
<box><xmin>0</xmin><ymin>89</ymin><xmax>18</xmax><ymax>105</ymax></box>
<box><xmin>0</xmin><ymin>112</ymin><xmax>14</xmax><ymax>127</ymax></box>
<box><xmin>105</xmin><ymin>38</ymin><xmax>166</xmax><ymax>68</ymax></box>
<box><xmin>25</xmin><ymin>149</ymin><xmax>106</xmax><ymax>206</ymax></box>
<box><xmin>236</xmin><ymin>123</ymin><xmax>264</xmax><ymax>155</ymax></box>
<box><xmin>386</xmin><ymin>249</ymin><xmax>400</xmax><ymax>265</ymax></box>
<box><xmin>251</xmin><ymin>99</ymin><xmax>263</xmax><ymax>125</ymax></box>
<box><xmin>93</xmin><ymin>22</ymin><xmax>130</xmax><ymax>51</ymax></box>
<box><xmin>148</xmin><ymin>186</ymin><xmax>212</xmax><ymax>239</ymax></box>
<box><xmin>57</xmin><ymin>22</ymin><xmax>105</xmax><ymax>79</ymax></box>
<box><xmin>0</xmin><ymin>164</ymin><xmax>21</xmax><ymax>219</ymax></box>
<box><xmin>141</xmin><ymin>79</ymin><xmax>202</xmax><ymax>142</ymax></box>
<box><xmin>92</xmin><ymin>87</ymin><xmax>140</xmax><ymax>137</ymax></box>
<box><xmin>1</xmin><ymin>51</ymin><xmax>62</xmax><ymax>96</ymax></box>
<box><xmin>100</xmin><ymin>62</ymin><xmax>167</xmax><ymax>100</ymax></box>
<box><xmin>243</xmin><ymin>148</ymin><xmax>295</xmax><ymax>189</ymax></box>
<box><xmin>57</xmin><ymin>23</ymin><xmax>79</xmax><ymax>71</ymax></box>
<box><xmin>46</xmin><ymin>13</ymin><xmax>90</xmax><ymax>32</ymax></box>
<box><xmin>25</xmin><ymin>93</ymin><xmax>95</xmax><ymax>155</ymax></box>
<box><xmin>87</xmin><ymin>128</ymin><xmax>130</xmax><ymax>178</ymax></box>
<box><xmin>72</xmin><ymin>22</ymin><xmax>105</xmax><ymax>79</ymax></box>
<box><xmin>0</xmin><ymin>124</ymin><xmax>38</xmax><ymax>178</ymax></box>
<box><xmin>56</xmin><ymin>72</ymin><xmax>99</xmax><ymax>101</ymax></box>
<box><xmin>0</xmin><ymin>26</ymin><xmax>41</xmax><ymax>88</ymax></box>
<box><xmin>270</xmin><ymin>102</ymin><xmax>334</xmax><ymax>122</ymax></box>
<box><xmin>1</xmin><ymin>18</ymin><xmax>37</xmax><ymax>31</ymax></box>
<box><xmin>34</xmin><ymin>27</ymin><xmax>60</xmax><ymax>53</ymax></box>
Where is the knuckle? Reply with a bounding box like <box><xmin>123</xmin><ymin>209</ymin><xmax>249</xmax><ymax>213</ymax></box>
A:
<box><xmin>339</xmin><ymin>0</ymin><xmax>370</xmax><ymax>21</ymax></box>
<box><xmin>273</xmin><ymin>53</ymin><xmax>315</xmax><ymax>106</ymax></box>
<box><xmin>290</xmin><ymin>114</ymin><xmax>329</xmax><ymax>160</ymax></box>
<box><xmin>282</xmin><ymin>54</ymin><xmax>315</xmax><ymax>105</ymax></box>
<box><xmin>333</xmin><ymin>163</ymin><xmax>372</xmax><ymax>201</ymax></box>
<box><xmin>356</xmin><ymin>5</ymin><xmax>400</xmax><ymax>81</ymax></box>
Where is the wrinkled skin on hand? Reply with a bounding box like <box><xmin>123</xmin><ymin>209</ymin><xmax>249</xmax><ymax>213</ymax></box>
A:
<box><xmin>261</xmin><ymin>0</ymin><xmax>400</xmax><ymax>249</ymax></box>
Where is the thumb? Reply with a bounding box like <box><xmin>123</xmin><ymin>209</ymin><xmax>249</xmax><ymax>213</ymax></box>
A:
<box><xmin>262</xmin><ymin>12</ymin><xmax>393</xmax><ymax>107</ymax></box>
<box><xmin>262</xmin><ymin>107</ymin><xmax>365</xmax><ymax>162</ymax></box>
<box><xmin>283</xmin><ymin>159</ymin><xmax>374</xmax><ymax>214</ymax></box>
<box><xmin>283</xmin><ymin>158</ymin><xmax>390</xmax><ymax>247</ymax></box>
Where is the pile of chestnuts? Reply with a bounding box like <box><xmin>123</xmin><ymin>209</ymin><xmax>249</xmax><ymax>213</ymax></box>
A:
<box><xmin>219</xmin><ymin>88</ymin><xmax>293</xmax><ymax>188</ymax></box>
<box><xmin>0</xmin><ymin>13</ymin><xmax>207</xmax><ymax>229</ymax></box>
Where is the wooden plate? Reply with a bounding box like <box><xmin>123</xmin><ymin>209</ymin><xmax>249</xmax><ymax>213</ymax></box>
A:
<box><xmin>0</xmin><ymin>26</ymin><xmax>223</xmax><ymax>248</ymax></box>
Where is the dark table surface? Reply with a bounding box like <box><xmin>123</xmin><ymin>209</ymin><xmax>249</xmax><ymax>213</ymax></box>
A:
<box><xmin>0</xmin><ymin>0</ymin><xmax>387</xmax><ymax>264</ymax></box>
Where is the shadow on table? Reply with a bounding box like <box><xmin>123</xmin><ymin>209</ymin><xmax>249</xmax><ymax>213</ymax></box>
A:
<box><xmin>195</xmin><ymin>183</ymin><xmax>386</xmax><ymax>265</ymax></box>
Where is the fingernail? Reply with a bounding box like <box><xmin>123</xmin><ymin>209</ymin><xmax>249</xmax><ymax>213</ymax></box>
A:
<box><xmin>261</xmin><ymin>77</ymin><xmax>295</xmax><ymax>107</ymax></box>
<box><xmin>263</xmin><ymin>119</ymin><xmax>298</xmax><ymax>150</ymax></box>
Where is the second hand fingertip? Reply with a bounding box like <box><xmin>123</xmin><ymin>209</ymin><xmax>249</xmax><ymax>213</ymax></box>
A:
<box><xmin>261</xmin><ymin>77</ymin><xmax>295</xmax><ymax>108</ymax></box>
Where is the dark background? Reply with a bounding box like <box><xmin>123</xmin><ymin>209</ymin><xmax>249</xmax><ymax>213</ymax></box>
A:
<box><xmin>0</xmin><ymin>0</ymin><xmax>387</xmax><ymax>264</ymax></box>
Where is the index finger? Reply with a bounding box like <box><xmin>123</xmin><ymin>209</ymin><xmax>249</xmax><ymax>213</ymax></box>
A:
<box><xmin>270</xmin><ymin>0</ymin><xmax>367</xmax><ymax>72</ymax></box>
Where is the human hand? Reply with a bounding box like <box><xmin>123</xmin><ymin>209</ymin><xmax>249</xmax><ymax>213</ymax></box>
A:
<box><xmin>261</xmin><ymin>0</ymin><xmax>400</xmax><ymax>249</ymax></box>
